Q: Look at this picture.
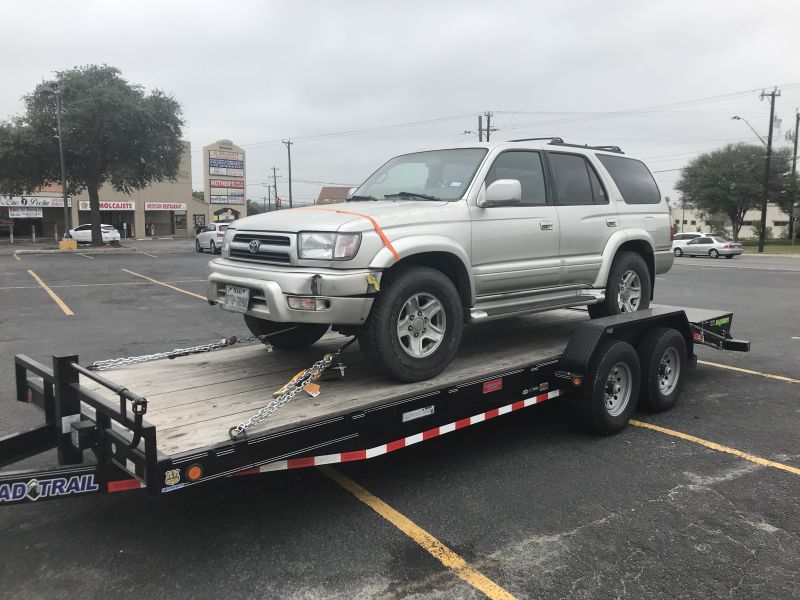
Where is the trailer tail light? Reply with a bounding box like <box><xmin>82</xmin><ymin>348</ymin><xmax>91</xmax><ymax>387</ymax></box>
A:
<box><xmin>186</xmin><ymin>464</ymin><xmax>204</xmax><ymax>482</ymax></box>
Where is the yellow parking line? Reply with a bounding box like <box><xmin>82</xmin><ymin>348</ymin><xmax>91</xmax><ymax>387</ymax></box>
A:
<box><xmin>27</xmin><ymin>270</ymin><xmax>74</xmax><ymax>316</ymax></box>
<box><xmin>630</xmin><ymin>420</ymin><xmax>800</xmax><ymax>476</ymax></box>
<box><xmin>121</xmin><ymin>268</ymin><xmax>206</xmax><ymax>301</ymax></box>
<box><xmin>78</xmin><ymin>253</ymin><xmax>95</xmax><ymax>260</ymax></box>
<box><xmin>13</xmin><ymin>254</ymin><xmax>21</xmax><ymax>261</ymax></box>
<box><xmin>320</xmin><ymin>466</ymin><xmax>516</xmax><ymax>600</ymax></box>
<box><xmin>697</xmin><ymin>360</ymin><xmax>800</xmax><ymax>384</ymax></box>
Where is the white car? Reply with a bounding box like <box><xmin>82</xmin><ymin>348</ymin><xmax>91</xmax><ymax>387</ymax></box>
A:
<box><xmin>66</xmin><ymin>224</ymin><xmax>121</xmax><ymax>244</ymax></box>
<box><xmin>683</xmin><ymin>235</ymin><xmax>743</xmax><ymax>258</ymax></box>
<box><xmin>672</xmin><ymin>231</ymin><xmax>709</xmax><ymax>256</ymax></box>
<box><xmin>195</xmin><ymin>222</ymin><xmax>229</xmax><ymax>254</ymax></box>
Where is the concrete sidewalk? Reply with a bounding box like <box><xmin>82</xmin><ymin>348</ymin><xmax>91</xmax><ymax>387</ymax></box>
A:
<box><xmin>0</xmin><ymin>237</ymin><xmax>193</xmax><ymax>256</ymax></box>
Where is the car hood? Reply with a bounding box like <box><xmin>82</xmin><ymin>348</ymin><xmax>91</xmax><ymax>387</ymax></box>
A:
<box><xmin>230</xmin><ymin>200</ymin><xmax>455</xmax><ymax>233</ymax></box>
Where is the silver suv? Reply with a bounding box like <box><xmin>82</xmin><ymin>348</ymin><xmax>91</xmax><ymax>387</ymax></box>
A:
<box><xmin>207</xmin><ymin>138</ymin><xmax>674</xmax><ymax>381</ymax></box>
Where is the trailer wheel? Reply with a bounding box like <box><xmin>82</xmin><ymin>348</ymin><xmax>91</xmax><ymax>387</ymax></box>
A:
<box><xmin>636</xmin><ymin>327</ymin><xmax>687</xmax><ymax>412</ymax></box>
<box><xmin>575</xmin><ymin>340</ymin><xmax>640</xmax><ymax>434</ymax></box>
<box><xmin>244</xmin><ymin>316</ymin><xmax>329</xmax><ymax>350</ymax></box>
<box><xmin>359</xmin><ymin>265</ymin><xmax>463</xmax><ymax>382</ymax></box>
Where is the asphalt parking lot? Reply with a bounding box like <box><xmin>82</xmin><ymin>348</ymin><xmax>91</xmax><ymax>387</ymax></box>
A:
<box><xmin>0</xmin><ymin>243</ymin><xmax>798</xmax><ymax>599</ymax></box>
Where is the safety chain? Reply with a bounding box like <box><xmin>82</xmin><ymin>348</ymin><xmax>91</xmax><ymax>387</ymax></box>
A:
<box><xmin>228</xmin><ymin>337</ymin><xmax>356</xmax><ymax>441</ymax></box>
<box><xmin>86</xmin><ymin>327</ymin><xmax>300</xmax><ymax>371</ymax></box>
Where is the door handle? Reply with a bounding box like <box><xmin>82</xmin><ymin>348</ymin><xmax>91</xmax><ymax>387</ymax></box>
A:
<box><xmin>540</xmin><ymin>220</ymin><xmax>554</xmax><ymax>231</ymax></box>
<box><xmin>606</xmin><ymin>218</ymin><xmax>618</xmax><ymax>227</ymax></box>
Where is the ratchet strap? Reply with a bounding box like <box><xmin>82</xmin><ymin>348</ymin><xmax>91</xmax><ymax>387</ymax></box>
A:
<box><xmin>295</xmin><ymin>207</ymin><xmax>400</xmax><ymax>261</ymax></box>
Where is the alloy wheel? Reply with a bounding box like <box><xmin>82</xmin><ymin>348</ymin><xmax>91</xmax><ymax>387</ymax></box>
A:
<box><xmin>396</xmin><ymin>292</ymin><xmax>446</xmax><ymax>358</ymax></box>
<box><xmin>616</xmin><ymin>270</ymin><xmax>642</xmax><ymax>312</ymax></box>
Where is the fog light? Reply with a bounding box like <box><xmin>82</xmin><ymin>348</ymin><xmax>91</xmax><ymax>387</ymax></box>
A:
<box><xmin>288</xmin><ymin>297</ymin><xmax>330</xmax><ymax>311</ymax></box>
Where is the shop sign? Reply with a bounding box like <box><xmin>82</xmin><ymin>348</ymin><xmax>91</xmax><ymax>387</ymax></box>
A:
<box><xmin>9</xmin><ymin>207</ymin><xmax>43</xmax><ymax>218</ymax></box>
<box><xmin>1</xmin><ymin>196</ymin><xmax>71</xmax><ymax>208</ymax></box>
<box><xmin>209</xmin><ymin>179</ymin><xmax>244</xmax><ymax>189</ymax></box>
<box><xmin>209</xmin><ymin>158</ymin><xmax>244</xmax><ymax>169</ymax></box>
<box><xmin>78</xmin><ymin>200</ymin><xmax>135</xmax><ymax>211</ymax></box>
<box><xmin>213</xmin><ymin>207</ymin><xmax>240</xmax><ymax>221</ymax></box>
<box><xmin>144</xmin><ymin>202</ymin><xmax>187</xmax><ymax>211</ymax></box>
<box><xmin>210</xmin><ymin>167</ymin><xmax>244</xmax><ymax>177</ymax></box>
<box><xmin>209</xmin><ymin>150</ymin><xmax>243</xmax><ymax>161</ymax></box>
<box><xmin>210</xmin><ymin>195</ymin><xmax>230</xmax><ymax>204</ymax></box>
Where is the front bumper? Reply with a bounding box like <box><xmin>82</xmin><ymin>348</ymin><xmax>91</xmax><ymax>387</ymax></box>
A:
<box><xmin>207</xmin><ymin>258</ymin><xmax>377</xmax><ymax>325</ymax></box>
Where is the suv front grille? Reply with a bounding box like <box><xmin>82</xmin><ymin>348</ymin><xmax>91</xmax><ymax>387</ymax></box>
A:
<box><xmin>228</xmin><ymin>231</ymin><xmax>294</xmax><ymax>265</ymax></box>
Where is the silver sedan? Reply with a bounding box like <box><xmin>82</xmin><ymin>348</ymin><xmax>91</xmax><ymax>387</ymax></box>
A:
<box><xmin>683</xmin><ymin>236</ymin><xmax>743</xmax><ymax>258</ymax></box>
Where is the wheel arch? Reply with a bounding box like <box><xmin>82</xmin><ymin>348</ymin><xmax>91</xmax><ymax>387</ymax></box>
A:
<box><xmin>594</xmin><ymin>232</ymin><xmax>656</xmax><ymax>294</ymax></box>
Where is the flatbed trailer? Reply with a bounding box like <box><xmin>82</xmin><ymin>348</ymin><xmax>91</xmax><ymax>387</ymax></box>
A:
<box><xmin>0</xmin><ymin>305</ymin><xmax>748</xmax><ymax>506</ymax></box>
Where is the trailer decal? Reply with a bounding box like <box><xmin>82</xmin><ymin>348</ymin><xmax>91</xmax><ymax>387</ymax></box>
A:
<box><xmin>231</xmin><ymin>388</ymin><xmax>564</xmax><ymax>477</ymax></box>
<box><xmin>0</xmin><ymin>474</ymin><xmax>98</xmax><ymax>503</ymax></box>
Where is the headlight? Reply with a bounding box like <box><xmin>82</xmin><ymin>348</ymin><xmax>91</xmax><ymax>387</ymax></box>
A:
<box><xmin>221</xmin><ymin>228</ymin><xmax>235</xmax><ymax>257</ymax></box>
<box><xmin>298</xmin><ymin>232</ymin><xmax>361</xmax><ymax>260</ymax></box>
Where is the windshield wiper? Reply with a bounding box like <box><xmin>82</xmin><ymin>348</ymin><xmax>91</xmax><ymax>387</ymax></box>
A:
<box><xmin>384</xmin><ymin>191</ymin><xmax>441</xmax><ymax>201</ymax></box>
<box><xmin>348</xmin><ymin>194</ymin><xmax>378</xmax><ymax>201</ymax></box>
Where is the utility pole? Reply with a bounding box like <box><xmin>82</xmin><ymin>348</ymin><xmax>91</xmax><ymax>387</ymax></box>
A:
<box><xmin>789</xmin><ymin>109</ymin><xmax>799</xmax><ymax>246</ymax></box>
<box><xmin>478</xmin><ymin>114</ymin><xmax>483</xmax><ymax>142</ymax></box>
<box><xmin>271</xmin><ymin>167</ymin><xmax>280</xmax><ymax>209</ymax></box>
<box><xmin>484</xmin><ymin>111</ymin><xmax>494</xmax><ymax>142</ymax></box>
<box><xmin>282</xmin><ymin>140</ymin><xmax>293</xmax><ymax>208</ymax></box>
<box><xmin>758</xmin><ymin>87</ymin><xmax>780</xmax><ymax>253</ymax></box>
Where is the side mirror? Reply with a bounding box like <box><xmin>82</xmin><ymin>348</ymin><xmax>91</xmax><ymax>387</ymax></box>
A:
<box><xmin>479</xmin><ymin>179</ymin><xmax>522</xmax><ymax>208</ymax></box>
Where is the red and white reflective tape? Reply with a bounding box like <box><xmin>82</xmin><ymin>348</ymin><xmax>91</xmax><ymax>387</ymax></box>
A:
<box><xmin>234</xmin><ymin>388</ymin><xmax>564</xmax><ymax>477</ymax></box>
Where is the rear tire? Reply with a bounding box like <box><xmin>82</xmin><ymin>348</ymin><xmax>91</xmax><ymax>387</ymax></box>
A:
<box><xmin>243</xmin><ymin>316</ymin><xmax>328</xmax><ymax>350</ymax></box>
<box><xmin>588</xmin><ymin>251</ymin><xmax>651</xmax><ymax>319</ymax></box>
<box><xmin>210</xmin><ymin>241</ymin><xmax>218</xmax><ymax>254</ymax></box>
<box><xmin>725</xmin><ymin>255</ymin><xmax>734</xmax><ymax>259</ymax></box>
<box><xmin>358</xmin><ymin>265</ymin><xmax>463</xmax><ymax>382</ymax></box>
<box><xmin>574</xmin><ymin>340</ymin><xmax>640</xmax><ymax>435</ymax></box>
<box><xmin>636</xmin><ymin>327</ymin><xmax>687</xmax><ymax>412</ymax></box>
<box><xmin>673</xmin><ymin>247</ymin><xmax>683</xmax><ymax>257</ymax></box>
<box><xmin>709</xmin><ymin>248</ymin><xmax>719</xmax><ymax>258</ymax></box>
<box><xmin>195</xmin><ymin>239</ymin><xmax>203</xmax><ymax>253</ymax></box>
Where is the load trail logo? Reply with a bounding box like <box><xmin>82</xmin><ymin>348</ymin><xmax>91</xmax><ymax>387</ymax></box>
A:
<box><xmin>0</xmin><ymin>474</ymin><xmax>98</xmax><ymax>503</ymax></box>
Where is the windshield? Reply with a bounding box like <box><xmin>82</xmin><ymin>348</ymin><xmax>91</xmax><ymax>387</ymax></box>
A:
<box><xmin>354</xmin><ymin>148</ymin><xmax>488</xmax><ymax>201</ymax></box>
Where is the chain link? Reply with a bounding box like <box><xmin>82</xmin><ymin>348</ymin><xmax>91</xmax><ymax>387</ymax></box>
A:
<box><xmin>229</xmin><ymin>337</ymin><xmax>356</xmax><ymax>440</ymax></box>
<box><xmin>85</xmin><ymin>326</ymin><xmax>300</xmax><ymax>371</ymax></box>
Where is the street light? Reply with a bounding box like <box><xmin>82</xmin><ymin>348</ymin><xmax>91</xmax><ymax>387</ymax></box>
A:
<box><xmin>731</xmin><ymin>115</ymin><xmax>768</xmax><ymax>148</ymax></box>
<box><xmin>40</xmin><ymin>83</ymin><xmax>71</xmax><ymax>232</ymax></box>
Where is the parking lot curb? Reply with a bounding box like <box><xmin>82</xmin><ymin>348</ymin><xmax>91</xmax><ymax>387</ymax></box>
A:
<box><xmin>11</xmin><ymin>247</ymin><xmax>140</xmax><ymax>256</ymax></box>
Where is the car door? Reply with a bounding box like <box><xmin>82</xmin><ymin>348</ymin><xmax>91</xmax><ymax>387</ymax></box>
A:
<box><xmin>686</xmin><ymin>237</ymin><xmax>712</xmax><ymax>255</ymax></box>
<box><xmin>547</xmin><ymin>152</ymin><xmax>617</xmax><ymax>286</ymax></box>
<box><xmin>198</xmin><ymin>225</ymin><xmax>211</xmax><ymax>248</ymax></box>
<box><xmin>72</xmin><ymin>224</ymin><xmax>91</xmax><ymax>242</ymax></box>
<box><xmin>469</xmin><ymin>149</ymin><xmax>560</xmax><ymax>295</ymax></box>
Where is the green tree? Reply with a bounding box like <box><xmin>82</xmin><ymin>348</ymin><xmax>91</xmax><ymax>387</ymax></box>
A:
<box><xmin>246</xmin><ymin>198</ymin><xmax>264</xmax><ymax>216</ymax></box>
<box><xmin>0</xmin><ymin>65</ymin><xmax>184</xmax><ymax>245</ymax></box>
<box><xmin>676</xmin><ymin>143</ymin><xmax>792</xmax><ymax>241</ymax></box>
<box><xmin>192</xmin><ymin>190</ymin><xmax>205</xmax><ymax>201</ymax></box>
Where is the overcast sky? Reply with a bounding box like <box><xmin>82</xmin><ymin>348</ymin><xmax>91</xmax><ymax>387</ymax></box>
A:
<box><xmin>3</xmin><ymin>0</ymin><xmax>800</xmax><ymax>206</ymax></box>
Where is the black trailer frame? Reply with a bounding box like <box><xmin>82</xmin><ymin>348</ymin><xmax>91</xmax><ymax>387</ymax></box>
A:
<box><xmin>0</xmin><ymin>306</ymin><xmax>748</xmax><ymax>507</ymax></box>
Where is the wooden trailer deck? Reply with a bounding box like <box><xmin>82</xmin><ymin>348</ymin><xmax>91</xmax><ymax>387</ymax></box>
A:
<box><xmin>79</xmin><ymin>309</ymin><xmax>589</xmax><ymax>456</ymax></box>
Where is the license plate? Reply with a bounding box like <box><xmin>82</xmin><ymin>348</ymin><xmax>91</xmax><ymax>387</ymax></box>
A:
<box><xmin>223</xmin><ymin>285</ymin><xmax>250</xmax><ymax>313</ymax></box>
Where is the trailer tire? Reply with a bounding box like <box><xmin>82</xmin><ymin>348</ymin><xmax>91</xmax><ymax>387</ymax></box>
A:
<box><xmin>243</xmin><ymin>316</ymin><xmax>329</xmax><ymax>350</ymax></box>
<box><xmin>588</xmin><ymin>251</ymin><xmax>651</xmax><ymax>318</ymax></box>
<box><xmin>359</xmin><ymin>265</ymin><xmax>463</xmax><ymax>382</ymax></box>
<box><xmin>636</xmin><ymin>327</ymin><xmax>687</xmax><ymax>413</ymax></box>
<box><xmin>575</xmin><ymin>339</ymin><xmax>640</xmax><ymax>435</ymax></box>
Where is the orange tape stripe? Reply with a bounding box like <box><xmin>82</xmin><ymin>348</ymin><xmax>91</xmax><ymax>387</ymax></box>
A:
<box><xmin>295</xmin><ymin>207</ymin><xmax>400</xmax><ymax>261</ymax></box>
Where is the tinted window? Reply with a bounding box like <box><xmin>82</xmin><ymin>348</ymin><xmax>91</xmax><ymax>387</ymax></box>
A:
<box><xmin>697</xmin><ymin>238</ymin><xmax>712</xmax><ymax>244</ymax></box>
<box><xmin>485</xmin><ymin>151</ymin><xmax>547</xmax><ymax>205</ymax></box>
<box><xmin>549</xmin><ymin>153</ymin><xmax>594</xmax><ymax>205</ymax></box>
<box><xmin>597</xmin><ymin>154</ymin><xmax>661</xmax><ymax>204</ymax></box>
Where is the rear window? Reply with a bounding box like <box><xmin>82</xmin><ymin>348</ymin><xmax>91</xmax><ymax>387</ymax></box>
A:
<box><xmin>597</xmin><ymin>154</ymin><xmax>661</xmax><ymax>204</ymax></box>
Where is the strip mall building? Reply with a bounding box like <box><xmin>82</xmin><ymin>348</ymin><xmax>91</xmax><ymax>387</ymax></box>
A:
<box><xmin>1</xmin><ymin>141</ymin><xmax>210</xmax><ymax>239</ymax></box>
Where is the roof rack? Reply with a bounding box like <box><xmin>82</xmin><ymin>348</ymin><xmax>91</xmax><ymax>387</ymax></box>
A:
<box><xmin>507</xmin><ymin>137</ymin><xmax>624</xmax><ymax>154</ymax></box>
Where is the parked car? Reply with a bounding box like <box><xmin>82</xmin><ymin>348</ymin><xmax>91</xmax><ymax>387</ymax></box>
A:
<box><xmin>195</xmin><ymin>222</ymin><xmax>229</xmax><ymax>254</ymax></box>
<box><xmin>65</xmin><ymin>224</ymin><xmax>121</xmax><ymax>245</ymax></box>
<box><xmin>207</xmin><ymin>139</ymin><xmax>674</xmax><ymax>381</ymax></box>
<box><xmin>683</xmin><ymin>236</ymin><xmax>742</xmax><ymax>258</ymax></box>
<box><xmin>671</xmin><ymin>231</ymin><xmax>709</xmax><ymax>256</ymax></box>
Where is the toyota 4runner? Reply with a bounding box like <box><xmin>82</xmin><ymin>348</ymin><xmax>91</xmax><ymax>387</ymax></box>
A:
<box><xmin>207</xmin><ymin>138</ymin><xmax>674</xmax><ymax>381</ymax></box>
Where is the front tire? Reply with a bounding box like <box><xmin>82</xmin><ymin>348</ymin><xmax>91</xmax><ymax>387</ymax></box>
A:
<box><xmin>709</xmin><ymin>249</ymin><xmax>719</xmax><ymax>258</ymax></box>
<box><xmin>636</xmin><ymin>327</ymin><xmax>687</xmax><ymax>412</ymax></box>
<box><xmin>725</xmin><ymin>254</ymin><xmax>734</xmax><ymax>259</ymax></box>
<box><xmin>359</xmin><ymin>265</ymin><xmax>463</xmax><ymax>382</ymax></box>
<box><xmin>243</xmin><ymin>316</ymin><xmax>328</xmax><ymax>350</ymax></box>
<box><xmin>574</xmin><ymin>340</ymin><xmax>640</xmax><ymax>434</ymax></box>
<box><xmin>588</xmin><ymin>251</ymin><xmax>652</xmax><ymax>319</ymax></box>
<box><xmin>673</xmin><ymin>247</ymin><xmax>683</xmax><ymax>257</ymax></box>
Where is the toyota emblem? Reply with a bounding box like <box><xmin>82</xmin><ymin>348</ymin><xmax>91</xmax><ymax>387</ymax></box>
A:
<box><xmin>249</xmin><ymin>240</ymin><xmax>260</xmax><ymax>254</ymax></box>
